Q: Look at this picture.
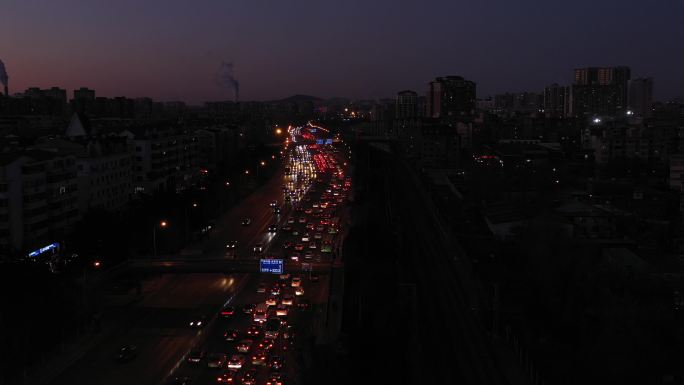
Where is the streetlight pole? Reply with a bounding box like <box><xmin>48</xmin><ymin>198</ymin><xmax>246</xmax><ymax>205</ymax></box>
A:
<box><xmin>152</xmin><ymin>220</ymin><xmax>167</xmax><ymax>259</ymax></box>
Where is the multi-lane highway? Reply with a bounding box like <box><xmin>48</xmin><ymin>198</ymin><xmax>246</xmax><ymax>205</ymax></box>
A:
<box><xmin>47</xmin><ymin>124</ymin><xmax>351</xmax><ymax>385</ymax></box>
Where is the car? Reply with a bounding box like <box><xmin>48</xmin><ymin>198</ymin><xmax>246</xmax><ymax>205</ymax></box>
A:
<box><xmin>287</xmin><ymin>217</ymin><xmax>295</xmax><ymax>224</ymax></box>
<box><xmin>219</xmin><ymin>305</ymin><xmax>235</xmax><ymax>318</ymax></box>
<box><xmin>301</xmin><ymin>234</ymin><xmax>310</xmax><ymax>242</ymax></box>
<box><xmin>281</xmin><ymin>295</ymin><xmax>294</xmax><ymax>306</ymax></box>
<box><xmin>295</xmin><ymin>287</ymin><xmax>305</xmax><ymax>296</ymax></box>
<box><xmin>304</xmin><ymin>208</ymin><xmax>313</xmax><ymax>214</ymax></box>
<box><xmin>292</xmin><ymin>229</ymin><xmax>300</xmax><ymax>236</ymax></box>
<box><xmin>225</xmin><ymin>240</ymin><xmax>238</xmax><ymax>249</ymax></box>
<box><xmin>290</xmin><ymin>253</ymin><xmax>300</xmax><ymax>262</ymax></box>
<box><xmin>246</xmin><ymin>324</ymin><xmax>262</xmax><ymax>337</ymax></box>
<box><xmin>264</xmin><ymin>320</ymin><xmax>281</xmax><ymax>339</ymax></box>
<box><xmin>207</xmin><ymin>353</ymin><xmax>227</xmax><ymax>368</ymax></box>
<box><xmin>269</xmin><ymin>355</ymin><xmax>284</xmax><ymax>370</ymax></box>
<box><xmin>291</xmin><ymin>277</ymin><xmax>302</xmax><ymax>287</ymax></box>
<box><xmin>298</xmin><ymin>217</ymin><xmax>307</xmax><ymax>223</ymax></box>
<box><xmin>321</xmin><ymin>241</ymin><xmax>333</xmax><ymax>253</ymax></box>
<box><xmin>304</xmin><ymin>251</ymin><xmax>314</xmax><ymax>259</ymax></box>
<box><xmin>241</xmin><ymin>218</ymin><xmax>251</xmax><ymax>226</ymax></box>
<box><xmin>270</xmin><ymin>200</ymin><xmax>278</xmax><ymax>207</ymax></box>
<box><xmin>265</xmin><ymin>297</ymin><xmax>278</xmax><ymax>306</ymax></box>
<box><xmin>242</xmin><ymin>304</ymin><xmax>255</xmax><ymax>314</ymax></box>
<box><xmin>187</xmin><ymin>350</ymin><xmax>206</xmax><ymax>363</ymax></box>
<box><xmin>257</xmin><ymin>283</ymin><xmax>267</xmax><ymax>293</ymax></box>
<box><xmin>314</xmin><ymin>232</ymin><xmax>322</xmax><ymax>239</ymax></box>
<box><xmin>270</xmin><ymin>286</ymin><xmax>281</xmax><ymax>296</ymax></box>
<box><xmin>266</xmin><ymin>372</ymin><xmax>284</xmax><ymax>385</ymax></box>
<box><xmin>189</xmin><ymin>315</ymin><xmax>207</xmax><ymax>328</ymax></box>
<box><xmin>276</xmin><ymin>304</ymin><xmax>288</xmax><ymax>317</ymax></box>
<box><xmin>216</xmin><ymin>369</ymin><xmax>239</xmax><ymax>383</ymax></box>
<box><xmin>308</xmin><ymin>242</ymin><xmax>317</xmax><ymax>249</ymax></box>
<box><xmin>257</xmin><ymin>338</ymin><xmax>275</xmax><ymax>351</ymax></box>
<box><xmin>281</xmin><ymin>226</ymin><xmax>292</xmax><ymax>232</ymax></box>
<box><xmin>268</xmin><ymin>225</ymin><xmax>277</xmax><ymax>233</ymax></box>
<box><xmin>241</xmin><ymin>369</ymin><xmax>258</xmax><ymax>385</ymax></box>
<box><xmin>273</xmin><ymin>206</ymin><xmax>281</xmax><ymax>214</ymax></box>
<box><xmin>279</xmin><ymin>273</ymin><xmax>291</xmax><ymax>280</ymax></box>
<box><xmin>236</xmin><ymin>339</ymin><xmax>253</xmax><ymax>353</ymax></box>
<box><xmin>297</xmin><ymin>299</ymin><xmax>310</xmax><ymax>309</ymax></box>
<box><xmin>226</xmin><ymin>354</ymin><xmax>246</xmax><ymax>369</ymax></box>
<box><xmin>283</xmin><ymin>325</ymin><xmax>294</xmax><ymax>340</ymax></box>
<box><xmin>253</xmin><ymin>244</ymin><xmax>264</xmax><ymax>253</ymax></box>
<box><xmin>224</xmin><ymin>329</ymin><xmax>239</xmax><ymax>341</ymax></box>
<box><xmin>251</xmin><ymin>350</ymin><xmax>268</xmax><ymax>365</ymax></box>
<box><xmin>116</xmin><ymin>345</ymin><xmax>138</xmax><ymax>362</ymax></box>
<box><xmin>294</xmin><ymin>244</ymin><xmax>304</xmax><ymax>251</ymax></box>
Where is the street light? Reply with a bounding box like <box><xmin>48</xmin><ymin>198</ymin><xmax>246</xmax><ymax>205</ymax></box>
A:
<box><xmin>153</xmin><ymin>220</ymin><xmax>167</xmax><ymax>258</ymax></box>
<box><xmin>83</xmin><ymin>259</ymin><xmax>102</xmax><ymax>307</ymax></box>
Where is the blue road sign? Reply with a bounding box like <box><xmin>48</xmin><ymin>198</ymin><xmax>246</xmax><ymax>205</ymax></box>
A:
<box><xmin>260</xmin><ymin>259</ymin><xmax>283</xmax><ymax>274</ymax></box>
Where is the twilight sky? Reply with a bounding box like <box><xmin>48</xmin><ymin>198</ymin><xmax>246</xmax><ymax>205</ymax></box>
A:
<box><xmin>1</xmin><ymin>0</ymin><xmax>683</xmax><ymax>104</ymax></box>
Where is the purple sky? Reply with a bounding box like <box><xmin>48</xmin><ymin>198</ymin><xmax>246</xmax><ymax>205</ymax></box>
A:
<box><xmin>1</xmin><ymin>0</ymin><xmax>682</xmax><ymax>104</ymax></box>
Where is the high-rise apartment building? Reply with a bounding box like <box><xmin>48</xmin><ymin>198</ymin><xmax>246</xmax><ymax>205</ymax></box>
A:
<box><xmin>396</xmin><ymin>90</ymin><xmax>418</xmax><ymax>119</ymax></box>
<box><xmin>427</xmin><ymin>76</ymin><xmax>476</xmax><ymax>119</ymax></box>
<box><xmin>572</xmin><ymin>66</ymin><xmax>631</xmax><ymax>117</ymax></box>
<box><xmin>628</xmin><ymin>77</ymin><xmax>654</xmax><ymax>118</ymax></box>
<box><xmin>543</xmin><ymin>83</ymin><xmax>571</xmax><ymax>117</ymax></box>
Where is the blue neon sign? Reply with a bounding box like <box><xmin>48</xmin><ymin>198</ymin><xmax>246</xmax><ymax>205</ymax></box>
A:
<box><xmin>28</xmin><ymin>242</ymin><xmax>60</xmax><ymax>258</ymax></box>
<box><xmin>260</xmin><ymin>259</ymin><xmax>283</xmax><ymax>274</ymax></box>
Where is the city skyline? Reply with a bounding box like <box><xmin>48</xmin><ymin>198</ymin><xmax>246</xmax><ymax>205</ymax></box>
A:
<box><xmin>1</xmin><ymin>0</ymin><xmax>683</xmax><ymax>104</ymax></box>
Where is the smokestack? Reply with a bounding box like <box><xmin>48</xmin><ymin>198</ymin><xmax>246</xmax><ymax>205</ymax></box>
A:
<box><xmin>0</xmin><ymin>59</ymin><xmax>8</xmax><ymax>97</ymax></box>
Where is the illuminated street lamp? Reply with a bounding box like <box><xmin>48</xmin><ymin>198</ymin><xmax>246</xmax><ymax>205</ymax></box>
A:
<box><xmin>275</xmin><ymin>128</ymin><xmax>283</xmax><ymax>135</ymax></box>
<box><xmin>153</xmin><ymin>220</ymin><xmax>168</xmax><ymax>258</ymax></box>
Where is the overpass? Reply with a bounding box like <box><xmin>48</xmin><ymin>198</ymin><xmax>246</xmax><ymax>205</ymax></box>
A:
<box><xmin>111</xmin><ymin>257</ymin><xmax>333</xmax><ymax>275</ymax></box>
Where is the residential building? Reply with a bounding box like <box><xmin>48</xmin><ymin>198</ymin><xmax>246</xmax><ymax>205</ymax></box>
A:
<box><xmin>0</xmin><ymin>150</ymin><xmax>79</xmax><ymax>257</ymax></box>
<box><xmin>125</xmin><ymin>126</ymin><xmax>200</xmax><ymax>194</ymax></box>
<box><xmin>628</xmin><ymin>77</ymin><xmax>654</xmax><ymax>118</ymax></box>
<box><xmin>396</xmin><ymin>90</ymin><xmax>418</xmax><ymax>119</ymax></box>
<box><xmin>543</xmin><ymin>84</ymin><xmax>571</xmax><ymax>117</ymax></box>
<box><xmin>427</xmin><ymin>76</ymin><xmax>476</xmax><ymax>119</ymax></box>
<box><xmin>572</xmin><ymin>66</ymin><xmax>631</xmax><ymax>117</ymax></box>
